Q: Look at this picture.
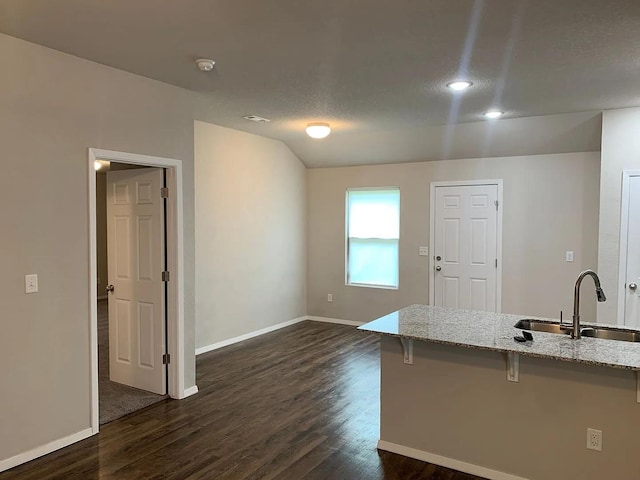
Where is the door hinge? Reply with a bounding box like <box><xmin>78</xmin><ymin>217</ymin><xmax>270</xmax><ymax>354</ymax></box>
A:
<box><xmin>162</xmin><ymin>271</ymin><xmax>170</xmax><ymax>282</ymax></box>
<box><xmin>160</xmin><ymin>187</ymin><xmax>169</xmax><ymax>198</ymax></box>
<box><xmin>162</xmin><ymin>353</ymin><xmax>170</xmax><ymax>365</ymax></box>
<box><xmin>494</xmin><ymin>200</ymin><xmax>499</xmax><ymax>210</ymax></box>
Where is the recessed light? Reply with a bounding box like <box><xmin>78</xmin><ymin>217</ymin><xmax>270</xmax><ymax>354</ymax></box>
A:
<box><xmin>306</xmin><ymin>122</ymin><xmax>331</xmax><ymax>139</ymax></box>
<box><xmin>484</xmin><ymin>110</ymin><xmax>504</xmax><ymax>119</ymax></box>
<box><xmin>447</xmin><ymin>81</ymin><xmax>473</xmax><ymax>91</ymax></box>
<box><xmin>243</xmin><ymin>115</ymin><xmax>271</xmax><ymax>123</ymax></box>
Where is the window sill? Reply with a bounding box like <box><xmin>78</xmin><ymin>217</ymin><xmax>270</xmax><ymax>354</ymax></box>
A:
<box><xmin>346</xmin><ymin>283</ymin><xmax>398</xmax><ymax>291</ymax></box>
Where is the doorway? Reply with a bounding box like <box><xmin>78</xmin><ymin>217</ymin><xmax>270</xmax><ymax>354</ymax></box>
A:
<box><xmin>88</xmin><ymin>148</ymin><xmax>187</xmax><ymax>434</ymax></box>
<box><xmin>429</xmin><ymin>180</ymin><xmax>503</xmax><ymax>312</ymax></box>
<box><xmin>96</xmin><ymin>164</ymin><xmax>167</xmax><ymax>424</ymax></box>
<box><xmin>618</xmin><ymin>170</ymin><xmax>640</xmax><ymax>327</ymax></box>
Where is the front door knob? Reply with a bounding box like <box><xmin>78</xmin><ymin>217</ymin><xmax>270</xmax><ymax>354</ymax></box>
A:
<box><xmin>435</xmin><ymin>266</ymin><xmax>442</xmax><ymax>271</ymax></box>
<box><xmin>630</xmin><ymin>283</ymin><xmax>638</xmax><ymax>292</ymax></box>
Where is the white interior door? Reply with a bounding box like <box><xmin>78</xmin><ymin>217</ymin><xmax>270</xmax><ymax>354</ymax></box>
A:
<box><xmin>624</xmin><ymin>176</ymin><xmax>640</xmax><ymax>327</ymax></box>
<box><xmin>106</xmin><ymin>168</ymin><xmax>166</xmax><ymax>394</ymax></box>
<box><xmin>433</xmin><ymin>184</ymin><xmax>499</xmax><ymax>312</ymax></box>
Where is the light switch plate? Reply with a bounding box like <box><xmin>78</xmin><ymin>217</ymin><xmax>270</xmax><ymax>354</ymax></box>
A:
<box><xmin>419</xmin><ymin>247</ymin><xmax>428</xmax><ymax>256</ymax></box>
<box><xmin>565</xmin><ymin>251</ymin><xmax>574</xmax><ymax>262</ymax></box>
<box><xmin>25</xmin><ymin>274</ymin><xmax>38</xmax><ymax>294</ymax></box>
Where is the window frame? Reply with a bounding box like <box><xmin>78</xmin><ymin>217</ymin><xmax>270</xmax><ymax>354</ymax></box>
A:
<box><xmin>345</xmin><ymin>186</ymin><xmax>400</xmax><ymax>290</ymax></box>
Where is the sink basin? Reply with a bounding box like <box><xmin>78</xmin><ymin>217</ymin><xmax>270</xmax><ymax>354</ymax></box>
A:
<box><xmin>515</xmin><ymin>319</ymin><xmax>640</xmax><ymax>343</ymax></box>
<box><xmin>514</xmin><ymin>319</ymin><xmax>570</xmax><ymax>335</ymax></box>
<box><xmin>579</xmin><ymin>328</ymin><xmax>640</xmax><ymax>342</ymax></box>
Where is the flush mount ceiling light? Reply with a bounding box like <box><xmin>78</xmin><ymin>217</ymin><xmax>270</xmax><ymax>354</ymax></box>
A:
<box><xmin>306</xmin><ymin>122</ymin><xmax>331</xmax><ymax>139</ymax></box>
<box><xmin>484</xmin><ymin>110</ymin><xmax>504</xmax><ymax>119</ymax></box>
<box><xmin>446</xmin><ymin>81</ymin><xmax>473</xmax><ymax>91</ymax></box>
<box><xmin>196</xmin><ymin>58</ymin><xmax>216</xmax><ymax>72</ymax></box>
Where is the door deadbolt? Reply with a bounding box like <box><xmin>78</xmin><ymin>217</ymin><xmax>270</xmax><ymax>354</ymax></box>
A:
<box><xmin>436</xmin><ymin>255</ymin><xmax>442</xmax><ymax>261</ymax></box>
<box><xmin>435</xmin><ymin>266</ymin><xmax>442</xmax><ymax>271</ymax></box>
<box><xmin>105</xmin><ymin>284</ymin><xmax>115</xmax><ymax>293</ymax></box>
<box><xmin>630</xmin><ymin>283</ymin><xmax>638</xmax><ymax>292</ymax></box>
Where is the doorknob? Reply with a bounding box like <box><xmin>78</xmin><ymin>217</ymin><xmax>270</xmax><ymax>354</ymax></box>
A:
<box><xmin>630</xmin><ymin>283</ymin><xmax>638</xmax><ymax>292</ymax></box>
<box><xmin>435</xmin><ymin>266</ymin><xmax>442</xmax><ymax>271</ymax></box>
<box><xmin>105</xmin><ymin>284</ymin><xmax>115</xmax><ymax>293</ymax></box>
<box><xmin>436</xmin><ymin>255</ymin><xmax>442</xmax><ymax>261</ymax></box>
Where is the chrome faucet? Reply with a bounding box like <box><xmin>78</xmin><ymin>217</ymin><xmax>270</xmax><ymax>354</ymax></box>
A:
<box><xmin>566</xmin><ymin>270</ymin><xmax>607</xmax><ymax>339</ymax></box>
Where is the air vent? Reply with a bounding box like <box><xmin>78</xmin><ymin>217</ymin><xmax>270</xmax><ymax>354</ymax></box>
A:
<box><xmin>243</xmin><ymin>115</ymin><xmax>271</xmax><ymax>123</ymax></box>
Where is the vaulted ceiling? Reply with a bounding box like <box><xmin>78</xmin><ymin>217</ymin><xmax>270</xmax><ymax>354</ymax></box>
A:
<box><xmin>1</xmin><ymin>0</ymin><xmax>637</xmax><ymax>166</ymax></box>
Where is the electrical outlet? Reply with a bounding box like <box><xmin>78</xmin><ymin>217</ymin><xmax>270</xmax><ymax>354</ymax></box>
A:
<box><xmin>587</xmin><ymin>428</ymin><xmax>602</xmax><ymax>451</ymax></box>
<box><xmin>327</xmin><ymin>293</ymin><xmax>333</xmax><ymax>303</ymax></box>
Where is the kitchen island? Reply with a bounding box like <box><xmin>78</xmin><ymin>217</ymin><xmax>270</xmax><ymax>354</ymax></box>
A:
<box><xmin>359</xmin><ymin>305</ymin><xmax>640</xmax><ymax>480</ymax></box>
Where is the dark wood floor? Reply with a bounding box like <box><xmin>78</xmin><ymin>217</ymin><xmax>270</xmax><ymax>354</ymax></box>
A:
<box><xmin>1</xmin><ymin>321</ymin><xmax>484</xmax><ymax>479</ymax></box>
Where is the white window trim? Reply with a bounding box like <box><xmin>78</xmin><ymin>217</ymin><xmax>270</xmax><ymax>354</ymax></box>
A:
<box><xmin>345</xmin><ymin>186</ymin><xmax>400</xmax><ymax>289</ymax></box>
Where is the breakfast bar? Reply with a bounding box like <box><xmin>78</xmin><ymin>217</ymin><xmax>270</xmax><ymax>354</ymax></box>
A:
<box><xmin>359</xmin><ymin>305</ymin><xmax>640</xmax><ymax>480</ymax></box>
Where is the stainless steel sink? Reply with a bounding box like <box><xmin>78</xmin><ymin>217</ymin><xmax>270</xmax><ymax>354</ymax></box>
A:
<box><xmin>579</xmin><ymin>328</ymin><xmax>640</xmax><ymax>342</ymax></box>
<box><xmin>514</xmin><ymin>319</ymin><xmax>570</xmax><ymax>335</ymax></box>
<box><xmin>515</xmin><ymin>319</ymin><xmax>640</xmax><ymax>343</ymax></box>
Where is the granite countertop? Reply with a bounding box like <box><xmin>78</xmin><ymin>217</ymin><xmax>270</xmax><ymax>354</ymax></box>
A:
<box><xmin>358</xmin><ymin>304</ymin><xmax>640</xmax><ymax>370</ymax></box>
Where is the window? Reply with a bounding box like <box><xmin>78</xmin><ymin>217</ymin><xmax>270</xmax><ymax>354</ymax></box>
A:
<box><xmin>346</xmin><ymin>188</ymin><xmax>400</xmax><ymax>288</ymax></box>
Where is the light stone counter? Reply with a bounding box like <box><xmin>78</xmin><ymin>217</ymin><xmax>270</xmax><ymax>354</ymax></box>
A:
<box><xmin>362</xmin><ymin>304</ymin><xmax>640</xmax><ymax>479</ymax></box>
<box><xmin>359</xmin><ymin>304</ymin><xmax>640</xmax><ymax>370</ymax></box>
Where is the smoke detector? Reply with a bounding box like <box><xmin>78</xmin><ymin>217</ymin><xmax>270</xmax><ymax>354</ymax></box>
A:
<box><xmin>196</xmin><ymin>58</ymin><xmax>215</xmax><ymax>72</ymax></box>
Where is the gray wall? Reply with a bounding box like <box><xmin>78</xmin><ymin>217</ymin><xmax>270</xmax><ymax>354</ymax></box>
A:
<box><xmin>194</xmin><ymin>122</ymin><xmax>307</xmax><ymax>348</ymax></box>
<box><xmin>307</xmin><ymin>152</ymin><xmax>601</xmax><ymax>323</ymax></box>
<box><xmin>0</xmin><ymin>33</ymin><xmax>197</xmax><ymax>463</ymax></box>
<box><xmin>597</xmin><ymin>107</ymin><xmax>640</xmax><ymax>323</ymax></box>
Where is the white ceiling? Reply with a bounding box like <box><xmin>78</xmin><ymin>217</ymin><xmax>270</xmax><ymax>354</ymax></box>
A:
<box><xmin>0</xmin><ymin>0</ymin><xmax>637</xmax><ymax>166</ymax></box>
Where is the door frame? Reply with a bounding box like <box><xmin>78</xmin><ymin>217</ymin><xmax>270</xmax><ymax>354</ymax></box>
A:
<box><xmin>428</xmin><ymin>179</ymin><xmax>504</xmax><ymax>312</ymax></box>
<box><xmin>88</xmin><ymin>148</ymin><xmax>186</xmax><ymax>434</ymax></box>
<box><xmin>617</xmin><ymin>169</ymin><xmax>640</xmax><ymax>325</ymax></box>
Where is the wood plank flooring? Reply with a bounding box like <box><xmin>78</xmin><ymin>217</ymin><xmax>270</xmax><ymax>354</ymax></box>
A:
<box><xmin>1</xmin><ymin>321</ymin><xmax>485</xmax><ymax>479</ymax></box>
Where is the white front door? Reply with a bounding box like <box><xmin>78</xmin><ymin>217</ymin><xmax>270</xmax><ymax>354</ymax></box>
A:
<box><xmin>623</xmin><ymin>176</ymin><xmax>640</xmax><ymax>327</ymax></box>
<box><xmin>433</xmin><ymin>184</ymin><xmax>499</xmax><ymax>312</ymax></box>
<box><xmin>106</xmin><ymin>168</ymin><xmax>166</xmax><ymax>394</ymax></box>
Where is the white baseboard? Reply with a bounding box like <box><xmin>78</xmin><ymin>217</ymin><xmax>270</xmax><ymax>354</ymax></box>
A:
<box><xmin>180</xmin><ymin>385</ymin><xmax>199</xmax><ymax>399</ymax></box>
<box><xmin>0</xmin><ymin>427</ymin><xmax>94</xmax><ymax>473</ymax></box>
<box><xmin>307</xmin><ymin>315</ymin><xmax>363</xmax><ymax>326</ymax></box>
<box><xmin>195</xmin><ymin>315</ymin><xmax>363</xmax><ymax>356</ymax></box>
<box><xmin>377</xmin><ymin>440</ymin><xmax>529</xmax><ymax>480</ymax></box>
<box><xmin>195</xmin><ymin>316</ymin><xmax>307</xmax><ymax>355</ymax></box>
